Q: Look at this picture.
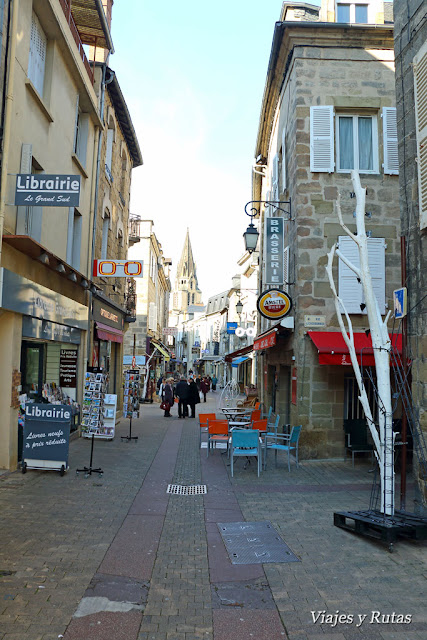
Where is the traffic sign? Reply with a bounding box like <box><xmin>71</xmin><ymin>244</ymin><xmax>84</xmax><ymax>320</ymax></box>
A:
<box><xmin>393</xmin><ymin>287</ymin><xmax>407</xmax><ymax>319</ymax></box>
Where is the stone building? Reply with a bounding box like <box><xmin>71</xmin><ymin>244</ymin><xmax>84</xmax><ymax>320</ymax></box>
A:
<box><xmin>170</xmin><ymin>229</ymin><xmax>203</xmax><ymax>318</ymax></box>
<box><xmin>124</xmin><ymin>220</ymin><xmax>172</xmax><ymax>383</ymax></box>
<box><xmin>0</xmin><ymin>0</ymin><xmax>113</xmax><ymax>470</ymax></box>
<box><xmin>252</xmin><ymin>0</ymin><xmax>401</xmax><ymax>458</ymax></box>
<box><xmin>394</xmin><ymin>0</ymin><xmax>427</xmax><ymax>508</ymax></box>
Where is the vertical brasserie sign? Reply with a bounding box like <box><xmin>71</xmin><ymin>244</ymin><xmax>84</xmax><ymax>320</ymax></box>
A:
<box><xmin>15</xmin><ymin>174</ymin><xmax>81</xmax><ymax>206</ymax></box>
<box><xmin>265</xmin><ymin>217</ymin><xmax>284</xmax><ymax>285</ymax></box>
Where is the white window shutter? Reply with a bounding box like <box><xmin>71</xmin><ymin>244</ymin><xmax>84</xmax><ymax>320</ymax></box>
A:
<box><xmin>382</xmin><ymin>107</ymin><xmax>399</xmax><ymax>175</ymax></box>
<box><xmin>338</xmin><ymin>236</ymin><xmax>386</xmax><ymax>315</ymax></box>
<box><xmin>414</xmin><ymin>41</ymin><xmax>427</xmax><ymax>230</ymax></box>
<box><xmin>338</xmin><ymin>237</ymin><xmax>363</xmax><ymax>314</ymax></box>
<box><xmin>365</xmin><ymin>238</ymin><xmax>386</xmax><ymax>315</ymax></box>
<box><xmin>284</xmin><ymin>246</ymin><xmax>290</xmax><ymax>293</ymax></box>
<box><xmin>310</xmin><ymin>106</ymin><xmax>334</xmax><ymax>172</ymax></box>
<box><xmin>272</xmin><ymin>154</ymin><xmax>279</xmax><ymax>201</ymax></box>
<box><xmin>281</xmin><ymin>129</ymin><xmax>287</xmax><ymax>192</ymax></box>
<box><xmin>29</xmin><ymin>13</ymin><xmax>46</xmax><ymax>96</ymax></box>
<box><xmin>148</xmin><ymin>302</ymin><xmax>156</xmax><ymax>331</ymax></box>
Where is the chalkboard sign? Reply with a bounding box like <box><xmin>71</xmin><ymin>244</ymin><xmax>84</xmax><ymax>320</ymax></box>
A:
<box><xmin>23</xmin><ymin>403</ymin><xmax>71</xmax><ymax>471</ymax></box>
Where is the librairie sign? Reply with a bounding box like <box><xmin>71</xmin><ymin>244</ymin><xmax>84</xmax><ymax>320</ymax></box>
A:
<box><xmin>23</xmin><ymin>403</ymin><xmax>71</xmax><ymax>471</ymax></box>
<box><xmin>93</xmin><ymin>260</ymin><xmax>144</xmax><ymax>278</ymax></box>
<box><xmin>15</xmin><ymin>174</ymin><xmax>81</xmax><ymax>206</ymax></box>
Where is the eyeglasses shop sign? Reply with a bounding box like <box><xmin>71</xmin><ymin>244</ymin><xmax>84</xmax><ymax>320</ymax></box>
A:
<box><xmin>15</xmin><ymin>174</ymin><xmax>81</xmax><ymax>207</ymax></box>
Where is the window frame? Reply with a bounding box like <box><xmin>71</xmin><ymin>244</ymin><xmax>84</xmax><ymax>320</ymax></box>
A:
<box><xmin>336</xmin><ymin>2</ymin><xmax>370</xmax><ymax>24</ymax></box>
<box><xmin>335</xmin><ymin>112</ymin><xmax>379</xmax><ymax>175</ymax></box>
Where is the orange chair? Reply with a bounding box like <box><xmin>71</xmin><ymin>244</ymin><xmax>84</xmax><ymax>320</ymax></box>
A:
<box><xmin>206</xmin><ymin>419</ymin><xmax>229</xmax><ymax>457</ymax></box>
<box><xmin>252</xmin><ymin>419</ymin><xmax>268</xmax><ymax>434</ymax></box>
<box><xmin>199</xmin><ymin>413</ymin><xmax>216</xmax><ymax>447</ymax></box>
<box><xmin>251</xmin><ymin>409</ymin><xmax>262</xmax><ymax>422</ymax></box>
<box><xmin>254</xmin><ymin>402</ymin><xmax>261</xmax><ymax>410</ymax></box>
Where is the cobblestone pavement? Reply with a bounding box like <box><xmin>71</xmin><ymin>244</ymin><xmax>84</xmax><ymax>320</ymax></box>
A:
<box><xmin>0</xmin><ymin>396</ymin><xmax>426</xmax><ymax>640</ymax></box>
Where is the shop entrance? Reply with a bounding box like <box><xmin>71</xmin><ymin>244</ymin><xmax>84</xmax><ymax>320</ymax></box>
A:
<box><xmin>21</xmin><ymin>342</ymin><xmax>45</xmax><ymax>400</ymax></box>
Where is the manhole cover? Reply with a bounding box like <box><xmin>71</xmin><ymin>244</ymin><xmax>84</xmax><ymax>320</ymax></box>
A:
<box><xmin>218</xmin><ymin>521</ymin><xmax>300</xmax><ymax>564</ymax></box>
<box><xmin>167</xmin><ymin>484</ymin><xmax>207</xmax><ymax>495</ymax></box>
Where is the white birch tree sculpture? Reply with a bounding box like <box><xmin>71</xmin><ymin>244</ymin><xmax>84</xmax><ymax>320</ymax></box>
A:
<box><xmin>326</xmin><ymin>170</ymin><xmax>395</xmax><ymax>516</ymax></box>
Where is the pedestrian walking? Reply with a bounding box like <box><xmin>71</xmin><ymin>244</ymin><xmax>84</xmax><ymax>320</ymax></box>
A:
<box><xmin>187</xmin><ymin>377</ymin><xmax>200</xmax><ymax>418</ymax></box>
<box><xmin>211</xmin><ymin>375</ymin><xmax>218</xmax><ymax>391</ymax></box>
<box><xmin>175</xmin><ymin>375</ymin><xmax>189</xmax><ymax>418</ymax></box>
<box><xmin>161</xmin><ymin>378</ymin><xmax>174</xmax><ymax>417</ymax></box>
<box><xmin>200</xmin><ymin>376</ymin><xmax>209</xmax><ymax>402</ymax></box>
<box><xmin>195</xmin><ymin>375</ymin><xmax>201</xmax><ymax>391</ymax></box>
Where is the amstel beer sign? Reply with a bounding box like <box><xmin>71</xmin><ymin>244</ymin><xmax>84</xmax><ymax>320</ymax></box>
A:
<box><xmin>257</xmin><ymin>289</ymin><xmax>292</xmax><ymax>320</ymax></box>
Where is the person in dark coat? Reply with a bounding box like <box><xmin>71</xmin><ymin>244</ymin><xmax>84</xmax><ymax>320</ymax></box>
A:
<box><xmin>195</xmin><ymin>376</ymin><xmax>201</xmax><ymax>391</ymax></box>
<box><xmin>175</xmin><ymin>376</ymin><xmax>189</xmax><ymax>419</ymax></box>
<box><xmin>200</xmin><ymin>377</ymin><xmax>209</xmax><ymax>402</ymax></box>
<box><xmin>162</xmin><ymin>378</ymin><xmax>174</xmax><ymax>417</ymax></box>
<box><xmin>187</xmin><ymin>377</ymin><xmax>200</xmax><ymax>418</ymax></box>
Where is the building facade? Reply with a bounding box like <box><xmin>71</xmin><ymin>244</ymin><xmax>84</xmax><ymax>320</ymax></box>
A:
<box><xmin>394</xmin><ymin>0</ymin><xmax>427</xmax><ymax>508</ymax></box>
<box><xmin>124</xmin><ymin>220</ymin><xmax>172</xmax><ymax>388</ymax></box>
<box><xmin>252</xmin><ymin>1</ymin><xmax>401</xmax><ymax>458</ymax></box>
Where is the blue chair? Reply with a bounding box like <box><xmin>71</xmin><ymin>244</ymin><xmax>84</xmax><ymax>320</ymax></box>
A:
<box><xmin>264</xmin><ymin>425</ymin><xmax>302</xmax><ymax>471</ymax></box>
<box><xmin>266</xmin><ymin>414</ymin><xmax>280</xmax><ymax>437</ymax></box>
<box><xmin>263</xmin><ymin>406</ymin><xmax>273</xmax><ymax>421</ymax></box>
<box><xmin>230</xmin><ymin>429</ymin><xmax>262</xmax><ymax>477</ymax></box>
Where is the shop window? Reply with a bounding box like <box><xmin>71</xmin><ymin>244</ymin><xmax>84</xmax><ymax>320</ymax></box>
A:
<box><xmin>28</xmin><ymin>12</ymin><xmax>47</xmax><ymax>96</ymax></box>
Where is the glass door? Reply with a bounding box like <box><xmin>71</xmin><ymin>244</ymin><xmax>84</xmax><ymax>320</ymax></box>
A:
<box><xmin>21</xmin><ymin>342</ymin><xmax>45</xmax><ymax>400</ymax></box>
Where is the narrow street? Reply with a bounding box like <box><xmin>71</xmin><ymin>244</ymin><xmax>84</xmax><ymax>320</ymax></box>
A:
<box><xmin>1</xmin><ymin>397</ymin><xmax>425</xmax><ymax>640</ymax></box>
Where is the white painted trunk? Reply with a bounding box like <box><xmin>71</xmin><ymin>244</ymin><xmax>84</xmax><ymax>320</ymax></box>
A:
<box><xmin>327</xmin><ymin>171</ymin><xmax>394</xmax><ymax>515</ymax></box>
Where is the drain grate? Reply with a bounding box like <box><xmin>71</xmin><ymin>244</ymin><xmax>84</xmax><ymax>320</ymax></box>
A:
<box><xmin>167</xmin><ymin>484</ymin><xmax>207</xmax><ymax>495</ymax></box>
<box><xmin>218</xmin><ymin>521</ymin><xmax>300</xmax><ymax>565</ymax></box>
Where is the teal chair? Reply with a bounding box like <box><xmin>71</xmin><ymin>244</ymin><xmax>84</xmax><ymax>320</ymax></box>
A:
<box><xmin>264</xmin><ymin>425</ymin><xmax>302</xmax><ymax>471</ymax></box>
<box><xmin>266</xmin><ymin>414</ymin><xmax>280</xmax><ymax>437</ymax></box>
<box><xmin>230</xmin><ymin>429</ymin><xmax>262</xmax><ymax>477</ymax></box>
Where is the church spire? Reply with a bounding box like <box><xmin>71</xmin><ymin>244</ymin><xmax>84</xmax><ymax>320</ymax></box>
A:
<box><xmin>172</xmin><ymin>229</ymin><xmax>203</xmax><ymax>312</ymax></box>
<box><xmin>176</xmin><ymin>228</ymin><xmax>197</xmax><ymax>282</ymax></box>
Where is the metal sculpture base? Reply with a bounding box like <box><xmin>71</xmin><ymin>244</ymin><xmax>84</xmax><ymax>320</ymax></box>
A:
<box><xmin>334</xmin><ymin>509</ymin><xmax>427</xmax><ymax>552</ymax></box>
<box><xmin>76</xmin><ymin>433</ymin><xmax>103</xmax><ymax>478</ymax></box>
<box><xmin>121</xmin><ymin>416</ymin><xmax>138</xmax><ymax>442</ymax></box>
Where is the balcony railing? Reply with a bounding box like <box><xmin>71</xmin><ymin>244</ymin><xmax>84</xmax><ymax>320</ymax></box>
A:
<box><xmin>129</xmin><ymin>214</ymin><xmax>141</xmax><ymax>242</ymax></box>
<box><xmin>59</xmin><ymin>0</ymin><xmax>94</xmax><ymax>84</ymax></box>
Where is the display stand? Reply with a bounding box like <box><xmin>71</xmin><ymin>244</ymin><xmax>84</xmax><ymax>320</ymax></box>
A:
<box><xmin>82</xmin><ymin>371</ymin><xmax>114</xmax><ymax>439</ymax></box>
<box><xmin>76</xmin><ymin>433</ymin><xmax>103</xmax><ymax>478</ymax></box>
<box><xmin>122</xmin><ymin>369</ymin><xmax>140</xmax><ymax>442</ymax></box>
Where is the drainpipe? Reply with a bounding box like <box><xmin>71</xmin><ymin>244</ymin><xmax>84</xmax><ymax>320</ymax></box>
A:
<box><xmin>0</xmin><ymin>0</ymin><xmax>19</xmax><ymax>267</ymax></box>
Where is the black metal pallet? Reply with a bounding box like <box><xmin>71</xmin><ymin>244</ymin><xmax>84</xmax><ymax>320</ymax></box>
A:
<box><xmin>334</xmin><ymin>509</ymin><xmax>427</xmax><ymax>551</ymax></box>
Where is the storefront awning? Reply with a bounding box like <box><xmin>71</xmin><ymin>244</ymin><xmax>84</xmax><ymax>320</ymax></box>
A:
<box><xmin>253</xmin><ymin>328</ymin><xmax>277</xmax><ymax>351</ymax></box>
<box><xmin>232</xmin><ymin>356</ymin><xmax>249</xmax><ymax>368</ymax></box>
<box><xmin>96</xmin><ymin>322</ymin><xmax>123</xmax><ymax>343</ymax></box>
<box><xmin>151</xmin><ymin>338</ymin><xmax>171</xmax><ymax>361</ymax></box>
<box><xmin>224</xmin><ymin>344</ymin><xmax>253</xmax><ymax>363</ymax></box>
<box><xmin>308</xmin><ymin>331</ymin><xmax>403</xmax><ymax>366</ymax></box>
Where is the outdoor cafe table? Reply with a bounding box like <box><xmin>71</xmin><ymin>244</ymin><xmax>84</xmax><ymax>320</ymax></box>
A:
<box><xmin>221</xmin><ymin>407</ymin><xmax>253</xmax><ymax>422</ymax></box>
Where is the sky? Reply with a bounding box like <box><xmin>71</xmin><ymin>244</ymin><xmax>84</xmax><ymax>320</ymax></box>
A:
<box><xmin>110</xmin><ymin>1</ymin><xmax>318</xmax><ymax>302</ymax></box>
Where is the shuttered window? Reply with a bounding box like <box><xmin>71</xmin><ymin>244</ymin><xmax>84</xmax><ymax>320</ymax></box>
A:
<box><xmin>28</xmin><ymin>13</ymin><xmax>47</xmax><ymax>96</ymax></box>
<box><xmin>272</xmin><ymin>154</ymin><xmax>279</xmax><ymax>202</ymax></box>
<box><xmin>414</xmin><ymin>40</ymin><xmax>427</xmax><ymax>230</ymax></box>
<box><xmin>148</xmin><ymin>302</ymin><xmax>157</xmax><ymax>331</ymax></box>
<box><xmin>310</xmin><ymin>106</ymin><xmax>334</xmax><ymax>172</ymax></box>
<box><xmin>382</xmin><ymin>108</ymin><xmax>399</xmax><ymax>175</ymax></box>
<box><xmin>338</xmin><ymin>236</ymin><xmax>386</xmax><ymax>315</ymax></box>
<box><xmin>281</xmin><ymin>128</ymin><xmax>287</xmax><ymax>192</ymax></box>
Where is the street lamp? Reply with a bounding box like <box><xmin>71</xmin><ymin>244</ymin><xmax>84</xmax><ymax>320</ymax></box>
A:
<box><xmin>236</xmin><ymin>299</ymin><xmax>243</xmax><ymax>316</ymax></box>
<box><xmin>243</xmin><ymin>198</ymin><xmax>293</xmax><ymax>255</ymax></box>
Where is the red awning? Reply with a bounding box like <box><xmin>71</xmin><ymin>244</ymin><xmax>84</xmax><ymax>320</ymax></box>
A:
<box><xmin>308</xmin><ymin>331</ymin><xmax>402</xmax><ymax>366</ymax></box>
<box><xmin>253</xmin><ymin>328</ymin><xmax>277</xmax><ymax>351</ymax></box>
<box><xmin>96</xmin><ymin>322</ymin><xmax>124</xmax><ymax>344</ymax></box>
